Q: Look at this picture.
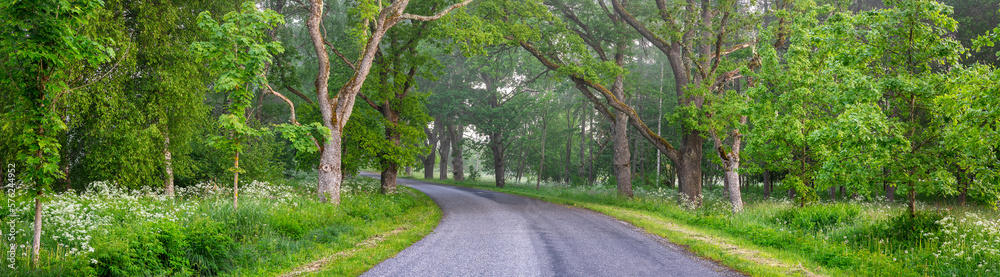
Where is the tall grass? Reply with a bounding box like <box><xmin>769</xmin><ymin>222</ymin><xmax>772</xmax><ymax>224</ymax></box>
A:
<box><xmin>1</xmin><ymin>174</ymin><xmax>425</xmax><ymax>276</ymax></box>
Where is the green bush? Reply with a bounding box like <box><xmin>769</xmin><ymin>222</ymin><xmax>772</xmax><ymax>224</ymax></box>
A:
<box><xmin>776</xmin><ymin>203</ymin><xmax>860</xmax><ymax>231</ymax></box>
<box><xmin>185</xmin><ymin>216</ymin><xmax>235</xmax><ymax>276</ymax></box>
<box><xmin>92</xmin><ymin>219</ymin><xmax>189</xmax><ymax>276</ymax></box>
<box><xmin>884</xmin><ymin>211</ymin><xmax>943</xmax><ymax>242</ymax></box>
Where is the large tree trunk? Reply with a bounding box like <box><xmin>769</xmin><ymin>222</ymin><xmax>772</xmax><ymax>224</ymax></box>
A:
<box><xmin>763</xmin><ymin>169</ymin><xmax>771</xmax><ymax>199</ymax></box>
<box><xmin>381</xmin><ymin>163</ymin><xmax>398</xmax><ymax>194</ymax></box>
<box><xmin>309</xmin><ymin>0</ymin><xmax>338</xmax><ymax>204</ymax></box>
<box><xmin>450</xmin><ymin>124</ymin><xmax>464</xmax><ymax>181</ymax></box>
<box><xmin>678</xmin><ymin>132</ymin><xmax>704</xmax><ymax>206</ymax></box>
<box><xmin>380</xmin><ymin>103</ymin><xmax>400</xmax><ymax>194</ymax></box>
<box><xmin>711</xmin><ymin>116</ymin><xmax>746</xmax><ymax>213</ymax></box>
<box><xmin>422</xmin><ymin>125</ymin><xmax>439</xmax><ymax>179</ymax></box>
<box><xmin>438</xmin><ymin>129</ymin><xmax>451</xmax><ymax>180</ymax></box>
<box><xmin>490</xmin><ymin>132</ymin><xmax>506</xmax><ymax>188</ymax></box>
<box><xmin>611</xmin><ymin>75</ymin><xmax>633</xmax><ymax>197</ymax></box>
<box><xmin>723</xmin><ymin>167</ymin><xmax>742</xmax><ymax>212</ymax></box>
<box><xmin>317</xmin><ymin>132</ymin><xmax>343</xmax><ymax>204</ymax></box>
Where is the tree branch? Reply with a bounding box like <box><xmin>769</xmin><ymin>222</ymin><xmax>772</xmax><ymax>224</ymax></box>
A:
<box><xmin>264</xmin><ymin>83</ymin><xmax>299</xmax><ymax>124</ymax></box>
<box><xmin>55</xmin><ymin>44</ymin><xmax>131</xmax><ymax>104</ymax></box>
<box><xmin>517</xmin><ymin>39</ymin><xmax>681</xmax><ymax>163</ymax></box>
<box><xmin>358</xmin><ymin>91</ymin><xmax>380</xmax><ymax>110</ymax></box>
<box><xmin>400</xmin><ymin>0</ymin><xmax>474</xmax><ymax>21</ymax></box>
<box><xmin>283</xmin><ymin>84</ymin><xmax>315</xmax><ymax>104</ymax></box>
<box><xmin>611</xmin><ymin>0</ymin><xmax>673</xmax><ymax>56</ymax></box>
<box><xmin>324</xmin><ymin>40</ymin><xmax>357</xmax><ymax>71</ymax></box>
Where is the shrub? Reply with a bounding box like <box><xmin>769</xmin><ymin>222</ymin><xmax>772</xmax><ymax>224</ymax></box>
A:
<box><xmin>92</xmin><ymin>219</ymin><xmax>188</xmax><ymax>276</ymax></box>
<box><xmin>185</xmin><ymin>216</ymin><xmax>235</xmax><ymax>276</ymax></box>
<box><xmin>885</xmin><ymin>211</ymin><xmax>944</xmax><ymax>242</ymax></box>
<box><xmin>776</xmin><ymin>203</ymin><xmax>861</xmax><ymax>231</ymax></box>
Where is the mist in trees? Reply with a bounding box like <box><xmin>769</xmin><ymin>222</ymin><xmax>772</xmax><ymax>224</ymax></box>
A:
<box><xmin>4</xmin><ymin>4</ymin><xmax>1000</xmax><ymax>267</ymax></box>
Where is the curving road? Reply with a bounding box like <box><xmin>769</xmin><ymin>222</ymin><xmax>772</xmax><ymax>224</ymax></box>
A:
<box><xmin>361</xmin><ymin>174</ymin><xmax>741</xmax><ymax>277</ymax></box>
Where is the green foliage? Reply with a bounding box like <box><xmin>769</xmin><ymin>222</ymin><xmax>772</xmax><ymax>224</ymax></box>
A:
<box><xmin>747</xmin><ymin>0</ymin><xmax>981</xmax><ymax>208</ymax></box>
<box><xmin>882</xmin><ymin>211</ymin><xmax>944</xmax><ymax>242</ymax></box>
<box><xmin>92</xmin><ymin>219</ymin><xmax>190</xmax><ymax>276</ymax></box>
<box><xmin>1</xmin><ymin>176</ymin><xmax>433</xmax><ymax>276</ymax></box>
<box><xmin>185</xmin><ymin>217</ymin><xmax>235</xmax><ymax>275</ymax></box>
<box><xmin>776</xmin><ymin>203</ymin><xmax>861</xmax><ymax>231</ymax></box>
<box><xmin>935</xmin><ymin>64</ymin><xmax>1000</xmax><ymax>206</ymax></box>
<box><xmin>1</xmin><ymin>0</ymin><xmax>112</xmax><ymax>192</ymax></box>
<box><xmin>782</xmin><ymin>176</ymin><xmax>818</xmax><ymax>206</ymax></box>
<box><xmin>192</xmin><ymin>1</ymin><xmax>284</xmax><ymax>186</ymax></box>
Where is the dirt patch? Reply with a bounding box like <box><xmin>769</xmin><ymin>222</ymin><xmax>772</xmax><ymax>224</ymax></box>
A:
<box><xmin>608</xmin><ymin>207</ymin><xmax>822</xmax><ymax>277</ymax></box>
<box><xmin>278</xmin><ymin>226</ymin><xmax>409</xmax><ymax>277</ymax></box>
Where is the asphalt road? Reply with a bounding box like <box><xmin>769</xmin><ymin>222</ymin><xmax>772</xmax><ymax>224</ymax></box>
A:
<box><xmin>361</xmin><ymin>174</ymin><xmax>741</xmax><ymax>277</ymax></box>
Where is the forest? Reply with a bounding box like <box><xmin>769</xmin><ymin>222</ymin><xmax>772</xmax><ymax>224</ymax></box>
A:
<box><xmin>2</xmin><ymin>0</ymin><xmax>1000</xmax><ymax>276</ymax></box>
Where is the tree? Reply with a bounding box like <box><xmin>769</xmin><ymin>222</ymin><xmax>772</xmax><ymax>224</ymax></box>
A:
<box><xmin>306</xmin><ymin>0</ymin><xmax>473</xmax><ymax>204</ymax></box>
<box><xmin>1</xmin><ymin>0</ymin><xmax>112</xmax><ymax>266</ymax></box>
<box><xmin>609</xmin><ymin>0</ymin><xmax>760</xmax><ymax>205</ymax></box>
<box><xmin>465</xmin><ymin>48</ymin><xmax>541</xmax><ymax>188</ymax></box>
<box><xmin>192</xmin><ymin>1</ymin><xmax>286</xmax><ymax>208</ymax></box>
<box><xmin>936</xmin><ymin>64</ymin><xmax>1000</xmax><ymax>207</ymax></box>
<box><xmin>858</xmin><ymin>0</ymin><xmax>963</xmax><ymax>216</ymax></box>
<box><xmin>351</xmin><ymin>14</ymin><xmax>438</xmax><ymax>193</ymax></box>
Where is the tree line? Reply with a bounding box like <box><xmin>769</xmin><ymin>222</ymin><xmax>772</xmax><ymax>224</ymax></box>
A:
<box><xmin>3</xmin><ymin>0</ymin><xmax>1000</xmax><ymax>265</ymax></box>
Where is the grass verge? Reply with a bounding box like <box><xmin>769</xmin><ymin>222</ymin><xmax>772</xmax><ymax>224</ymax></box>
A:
<box><xmin>274</xmin><ymin>187</ymin><xmax>441</xmax><ymax>277</ymax></box>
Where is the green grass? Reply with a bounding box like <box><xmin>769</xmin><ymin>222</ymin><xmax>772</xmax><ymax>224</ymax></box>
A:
<box><xmin>1</xmin><ymin>175</ymin><xmax>441</xmax><ymax>277</ymax></box>
<box><xmin>411</xmin><ymin>173</ymin><xmax>1000</xmax><ymax>276</ymax></box>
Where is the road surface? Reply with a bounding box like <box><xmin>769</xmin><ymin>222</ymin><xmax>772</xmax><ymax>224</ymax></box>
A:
<box><xmin>361</xmin><ymin>174</ymin><xmax>741</xmax><ymax>277</ymax></box>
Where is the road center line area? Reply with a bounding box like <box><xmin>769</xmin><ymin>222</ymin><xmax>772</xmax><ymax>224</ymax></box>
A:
<box><xmin>360</xmin><ymin>174</ymin><xmax>742</xmax><ymax>277</ymax></box>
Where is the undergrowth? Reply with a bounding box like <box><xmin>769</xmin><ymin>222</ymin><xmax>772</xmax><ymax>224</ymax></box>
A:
<box><xmin>1</xmin><ymin>173</ymin><xmax>430</xmax><ymax>276</ymax></box>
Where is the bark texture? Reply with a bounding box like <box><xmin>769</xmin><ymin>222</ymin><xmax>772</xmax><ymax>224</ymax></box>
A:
<box><xmin>32</xmin><ymin>194</ymin><xmax>41</xmax><ymax>266</ymax></box>
<box><xmin>164</xmin><ymin>130</ymin><xmax>174</xmax><ymax>197</ymax></box>
<box><xmin>449</xmin><ymin>124</ymin><xmax>464</xmax><ymax>181</ymax></box>
<box><xmin>438</xmin><ymin>130</ymin><xmax>451</xmax><ymax>180</ymax></box>
<box><xmin>490</xmin><ymin>132</ymin><xmax>506</xmax><ymax>188</ymax></box>
<box><xmin>610</xmin><ymin>75</ymin><xmax>633</xmax><ymax>197</ymax></box>
<box><xmin>421</xmin><ymin>126</ymin><xmax>438</xmax><ymax>179</ymax></box>
<box><xmin>710</xmin><ymin>116</ymin><xmax>746</xmax><ymax>213</ymax></box>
